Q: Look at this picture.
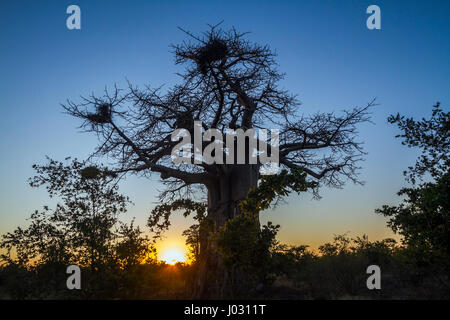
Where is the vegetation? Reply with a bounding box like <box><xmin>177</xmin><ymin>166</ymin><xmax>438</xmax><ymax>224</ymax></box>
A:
<box><xmin>0</xmin><ymin>158</ymin><xmax>162</xmax><ymax>299</ymax></box>
<box><xmin>0</xmin><ymin>21</ymin><xmax>448</xmax><ymax>299</ymax></box>
<box><xmin>376</xmin><ymin>103</ymin><xmax>449</xmax><ymax>256</ymax></box>
<box><xmin>61</xmin><ymin>25</ymin><xmax>374</xmax><ymax>297</ymax></box>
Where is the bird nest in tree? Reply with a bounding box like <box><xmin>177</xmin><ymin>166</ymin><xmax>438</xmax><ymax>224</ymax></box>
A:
<box><xmin>196</xmin><ymin>39</ymin><xmax>228</xmax><ymax>75</ymax></box>
<box><xmin>86</xmin><ymin>103</ymin><xmax>112</xmax><ymax>124</ymax></box>
<box><xmin>80</xmin><ymin>166</ymin><xmax>101</xmax><ymax>179</ymax></box>
<box><xmin>80</xmin><ymin>165</ymin><xmax>117</xmax><ymax>179</ymax></box>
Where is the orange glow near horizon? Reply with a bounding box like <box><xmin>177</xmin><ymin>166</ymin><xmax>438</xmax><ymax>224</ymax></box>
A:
<box><xmin>158</xmin><ymin>241</ymin><xmax>188</xmax><ymax>264</ymax></box>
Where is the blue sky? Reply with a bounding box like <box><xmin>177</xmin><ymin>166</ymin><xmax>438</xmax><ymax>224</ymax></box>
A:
<box><xmin>0</xmin><ymin>0</ymin><xmax>449</xmax><ymax>250</ymax></box>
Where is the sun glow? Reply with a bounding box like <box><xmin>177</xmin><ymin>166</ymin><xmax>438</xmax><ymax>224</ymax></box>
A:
<box><xmin>159</xmin><ymin>247</ymin><xmax>187</xmax><ymax>264</ymax></box>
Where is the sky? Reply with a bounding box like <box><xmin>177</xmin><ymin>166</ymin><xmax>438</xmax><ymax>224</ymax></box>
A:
<box><xmin>0</xmin><ymin>0</ymin><xmax>449</xmax><ymax>258</ymax></box>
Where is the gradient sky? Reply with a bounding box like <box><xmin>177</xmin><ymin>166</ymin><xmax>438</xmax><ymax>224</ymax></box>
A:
<box><xmin>1</xmin><ymin>0</ymin><xmax>449</xmax><ymax>255</ymax></box>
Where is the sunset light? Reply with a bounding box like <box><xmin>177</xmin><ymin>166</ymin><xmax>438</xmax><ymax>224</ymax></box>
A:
<box><xmin>1</xmin><ymin>0</ymin><xmax>448</xmax><ymax>307</ymax></box>
<box><xmin>159</xmin><ymin>247</ymin><xmax>187</xmax><ymax>265</ymax></box>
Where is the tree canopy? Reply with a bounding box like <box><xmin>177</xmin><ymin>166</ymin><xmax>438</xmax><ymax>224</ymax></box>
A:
<box><xmin>377</xmin><ymin>103</ymin><xmax>449</xmax><ymax>255</ymax></box>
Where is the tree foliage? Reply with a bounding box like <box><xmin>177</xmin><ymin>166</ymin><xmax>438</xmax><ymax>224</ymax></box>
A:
<box><xmin>240</xmin><ymin>168</ymin><xmax>317</xmax><ymax>215</ymax></box>
<box><xmin>62</xmin><ymin>24</ymin><xmax>374</xmax><ymax>230</ymax></box>
<box><xmin>0</xmin><ymin>158</ymin><xmax>154</xmax><ymax>270</ymax></box>
<box><xmin>387</xmin><ymin>102</ymin><xmax>449</xmax><ymax>183</ymax></box>
<box><xmin>377</xmin><ymin>103</ymin><xmax>450</xmax><ymax>255</ymax></box>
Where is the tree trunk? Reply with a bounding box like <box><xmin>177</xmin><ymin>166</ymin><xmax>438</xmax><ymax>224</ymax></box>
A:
<box><xmin>192</xmin><ymin>164</ymin><xmax>259</xmax><ymax>298</ymax></box>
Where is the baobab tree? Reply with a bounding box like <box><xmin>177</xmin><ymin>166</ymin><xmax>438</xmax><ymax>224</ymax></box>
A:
<box><xmin>63</xmin><ymin>24</ymin><xmax>374</xmax><ymax>297</ymax></box>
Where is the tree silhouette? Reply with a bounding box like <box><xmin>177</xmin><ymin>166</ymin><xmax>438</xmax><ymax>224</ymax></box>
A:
<box><xmin>0</xmin><ymin>158</ymin><xmax>156</xmax><ymax>298</ymax></box>
<box><xmin>63</xmin><ymin>24</ymin><xmax>374</xmax><ymax>297</ymax></box>
<box><xmin>377</xmin><ymin>103</ymin><xmax>449</xmax><ymax>256</ymax></box>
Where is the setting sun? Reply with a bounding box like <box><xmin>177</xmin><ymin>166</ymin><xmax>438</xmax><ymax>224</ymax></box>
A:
<box><xmin>159</xmin><ymin>247</ymin><xmax>187</xmax><ymax>264</ymax></box>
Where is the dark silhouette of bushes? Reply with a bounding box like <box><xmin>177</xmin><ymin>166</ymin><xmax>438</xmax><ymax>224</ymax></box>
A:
<box><xmin>262</xmin><ymin>233</ymin><xmax>449</xmax><ymax>299</ymax></box>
